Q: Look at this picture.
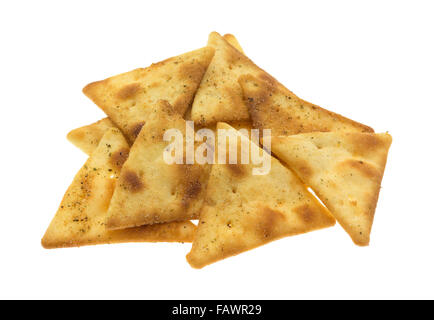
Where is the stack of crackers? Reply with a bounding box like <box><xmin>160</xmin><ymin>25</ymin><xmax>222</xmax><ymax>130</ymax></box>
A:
<box><xmin>42</xmin><ymin>32</ymin><xmax>392</xmax><ymax>269</ymax></box>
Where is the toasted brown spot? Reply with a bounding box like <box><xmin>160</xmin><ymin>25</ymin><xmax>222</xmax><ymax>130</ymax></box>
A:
<box><xmin>241</xmin><ymin>76</ymin><xmax>274</xmax><ymax>110</ymax></box>
<box><xmin>183</xmin><ymin>180</ymin><xmax>202</xmax><ymax>206</ymax></box>
<box><xmin>256</xmin><ymin>207</ymin><xmax>286</xmax><ymax>239</ymax></box>
<box><xmin>223</xmin><ymin>85</ymin><xmax>244</xmax><ymax>103</ymax></box>
<box><xmin>341</xmin><ymin>159</ymin><xmax>381</xmax><ymax>182</ymax></box>
<box><xmin>291</xmin><ymin>158</ymin><xmax>313</xmax><ymax>179</ymax></box>
<box><xmin>110</xmin><ymin>148</ymin><xmax>129</xmax><ymax>169</ymax></box>
<box><xmin>147</xmin><ymin>81</ymin><xmax>161</xmax><ymax>89</ymax></box>
<box><xmin>258</xmin><ymin>72</ymin><xmax>278</xmax><ymax>88</ymax></box>
<box><xmin>240</xmin><ymin>76</ymin><xmax>284</xmax><ymax>133</ymax></box>
<box><xmin>117</xmin><ymin>83</ymin><xmax>141</xmax><ymax>100</ymax></box>
<box><xmin>293</xmin><ymin>204</ymin><xmax>317</xmax><ymax>223</ymax></box>
<box><xmin>226</xmin><ymin>163</ymin><xmax>246</xmax><ymax>177</ymax></box>
<box><xmin>172</xmin><ymin>97</ymin><xmax>187</xmax><ymax>115</ymax></box>
<box><xmin>158</xmin><ymin>100</ymin><xmax>176</xmax><ymax>114</ymax></box>
<box><xmin>129</xmin><ymin>121</ymin><xmax>146</xmax><ymax>140</ymax></box>
<box><xmin>178</xmin><ymin>164</ymin><xmax>205</xmax><ymax>208</ymax></box>
<box><xmin>121</xmin><ymin>170</ymin><xmax>144</xmax><ymax>193</ymax></box>
<box><xmin>179</xmin><ymin>62</ymin><xmax>207</xmax><ymax>86</ymax></box>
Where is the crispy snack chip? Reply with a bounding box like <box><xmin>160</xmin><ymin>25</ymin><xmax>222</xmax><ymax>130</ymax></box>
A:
<box><xmin>42</xmin><ymin>128</ymin><xmax>196</xmax><ymax>248</ymax></box>
<box><xmin>45</xmin><ymin>32</ymin><xmax>391</xmax><ymax>265</ymax></box>
<box><xmin>67</xmin><ymin>118</ymin><xmax>117</xmax><ymax>155</ymax></box>
<box><xmin>83</xmin><ymin>47</ymin><xmax>215</xmax><ymax>143</ymax></box>
<box><xmin>186</xmin><ymin>123</ymin><xmax>335</xmax><ymax>268</ymax></box>
<box><xmin>107</xmin><ymin>100</ymin><xmax>211</xmax><ymax>229</ymax></box>
<box><xmin>239</xmin><ymin>74</ymin><xmax>373</xmax><ymax>135</ymax></box>
<box><xmin>191</xmin><ymin>32</ymin><xmax>268</xmax><ymax>125</ymax></box>
<box><xmin>272</xmin><ymin>132</ymin><xmax>392</xmax><ymax>246</ymax></box>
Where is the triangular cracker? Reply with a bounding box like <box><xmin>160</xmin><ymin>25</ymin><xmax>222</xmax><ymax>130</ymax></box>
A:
<box><xmin>223</xmin><ymin>33</ymin><xmax>245</xmax><ymax>53</ymax></box>
<box><xmin>186</xmin><ymin>123</ymin><xmax>335</xmax><ymax>268</ymax></box>
<box><xmin>195</xmin><ymin>34</ymin><xmax>252</xmax><ymax>134</ymax></box>
<box><xmin>107</xmin><ymin>100</ymin><xmax>211</xmax><ymax>230</ymax></box>
<box><xmin>67</xmin><ymin>117</ymin><xmax>117</xmax><ymax>155</ymax></box>
<box><xmin>191</xmin><ymin>32</ymin><xmax>269</xmax><ymax>125</ymax></box>
<box><xmin>271</xmin><ymin>132</ymin><xmax>392</xmax><ymax>246</ymax></box>
<box><xmin>239</xmin><ymin>74</ymin><xmax>373</xmax><ymax>135</ymax></box>
<box><xmin>83</xmin><ymin>47</ymin><xmax>214</xmax><ymax>142</ymax></box>
<box><xmin>42</xmin><ymin>128</ymin><xmax>196</xmax><ymax>248</ymax></box>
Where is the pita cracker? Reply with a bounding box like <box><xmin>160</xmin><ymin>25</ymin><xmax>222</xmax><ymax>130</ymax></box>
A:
<box><xmin>67</xmin><ymin>117</ymin><xmax>117</xmax><ymax>155</ymax></box>
<box><xmin>190</xmin><ymin>33</ymin><xmax>253</xmax><ymax>131</ymax></box>
<box><xmin>239</xmin><ymin>74</ymin><xmax>373</xmax><ymax>136</ymax></box>
<box><xmin>83</xmin><ymin>47</ymin><xmax>214</xmax><ymax>143</ymax></box>
<box><xmin>186</xmin><ymin>123</ymin><xmax>335</xmax><ymax>268</ymax></box>
<box><xmin>191</xmin><ymin>32</ymin><xmax>271</xmax><ymax>125</ymax></box>
<box><xmin>221</xmin><ymin>35</ymin><xmax>252</xmax><ymax>132</ymax></box>
<box><xmin>107</xmin><ymin>100</ymin><xmax>211</xmax><ymax>230</ymax></box>
<box><xmin>42</xmin><ymin>128</ymin><xmax>196</xmax><ymax>248</ymax></box>
<box><xmin>220</xmin><ymin>36</ymin><xmax>254</xmax><ymax>132</ymax></box>
<box><xmin>223</xmin><ymin>33</ymin><xmax>245</xmax><ymax>53</ymax></box>
<box><xmin>272</xmin><ymin>132</ymin><xmax>392</xmax><ymax>246</ymax></box>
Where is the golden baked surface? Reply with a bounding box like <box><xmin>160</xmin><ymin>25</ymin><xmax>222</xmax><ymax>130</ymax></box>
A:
<box><xmin>83</xmin><ymin>47</ymin><xmax>214</xmax><ymax>143</ymax></box>
<box><xmin>107</xmin><ymin>101</ymin><xmax>211</xmax><ymax>229</ymax></box>
<box><xmin>271</xmin><ymin>132</ymin><xmax>392</xmax><ymax>245</ymax></box>
<box><xmin>187</xmin><ymin>123</ymin><xmax>336</xmax><ymax>268</ymax></box>
<box><xmin>42</xmin><ymin>128</ymin><xmax>196</xmax><ymax>248</ymax></box>
<box><xmin>45</xmin><ymin>33</ymin><xmax>392</xmax><ymax>266</ymax></box>
<box><xmin>191</xmin><ymin>32</ymin><xmax>268</xmax><ymax>125</ymax></box>
<box><xmin>239</xmin><ymin>74</ymin><xmax>373</xmax><ymax>136</ymax></box>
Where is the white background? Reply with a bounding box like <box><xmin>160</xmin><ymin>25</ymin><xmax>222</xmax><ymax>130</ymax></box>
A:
<box><xmin>1</xmin><ymin>0</ymin><xmax>433</xmax><ymax>299</ymax></box>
